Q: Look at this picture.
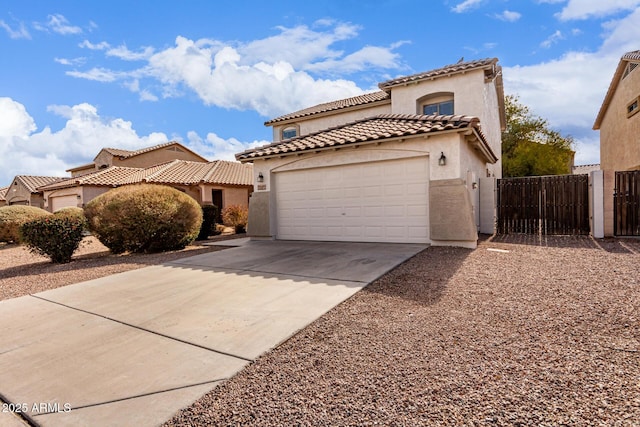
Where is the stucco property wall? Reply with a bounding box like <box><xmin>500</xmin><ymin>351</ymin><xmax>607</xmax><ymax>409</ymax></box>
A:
<box><xmin>600</xmin><ymin>67</ymin><xmax>640</xmax><ymax>171</ymax></box>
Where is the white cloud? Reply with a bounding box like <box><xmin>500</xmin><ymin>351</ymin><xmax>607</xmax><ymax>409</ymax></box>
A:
<box><xmin>503</xmin><ymin>7</ymin><xmax>640</xmax><ymax>165</ymax></box>
<box><xmin>494</xmin><ymin>10</ymin><xmax>522</xmax><ymax>22</ymax></box>
<box><xmin>106</xmin><ymin>44</ymin><xmax>155</xmax><ymax>61</ymax></box>
<box><xmin>557</xmin><ymin>0</ymin><xmax>640</xmax><ymax>20</ymax></box>
<box><xmin>34</xmin><ymin>14</ymin><xmax>82</xmax><ymax>35</ymax></box>
<box><xmin>452</xmin><ymin>0</ymin><xmax>484</xmax><ymax>13</ymax></box>
<box><xmin>66</xmin><ymin>23</ymin><xmax>404</xmax><ymax>117</ymax></box>
<box><xmin>540</xmin><ymin>30</ymin><xmax>564</xmax><ymax>48</ymax></box>
<box><xmin>54</xmin><ymin>57</ymin><xmax>86</xmax><ymax>66</ymax></box>
<box><xmin>66</xmin><ymin>67</ymin><xmax>121</xmax><ymax>82</ymax></box>
<box><xmin>0</xmin><ymin>20</ymin><xmax>31</xmax><ymax>39</ymax></box>
<box><xmin>0</xmin><ymin>98</ymin><xmax>260</xmax><ymax>184</ymax></box>
<box><xmin>79</xmin><ymin>39</ymin><xmax>110</xmax><ymax>50</ymax></box>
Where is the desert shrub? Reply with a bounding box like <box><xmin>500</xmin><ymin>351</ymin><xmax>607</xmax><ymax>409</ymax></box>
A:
<box><xmin>84</xmin><ymin>184</ymin><xmax>203</xmax><ymax>254</ymax></box>
<box><xmin>221</xmin><ymin>204</ymin><xmax>248</xmax><ymax>234</ymax></box>
<box><xmin>197</xmin><ymin>204</ymin><xmax>219</xmax><ymax>240</ymax></box>
<box><xmin>20</xmin><ymin>216</ymin><xmax>85</xmax><ymax>263</ymax></box>
<box><xmin>54</xmin><ymin>206</ymin><xmax>88</xmax><ymax>232</ymax></box>
<box><xmin>0</xmin><ymin>205</ymin><xmax>51</xmax><ymax>243</ymax></box>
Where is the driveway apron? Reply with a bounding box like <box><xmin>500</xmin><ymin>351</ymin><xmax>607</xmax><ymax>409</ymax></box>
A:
<box><xmin>0</xmin><ymin>240</ymin><xmax>426</xmax><ymax>427</ymax></box>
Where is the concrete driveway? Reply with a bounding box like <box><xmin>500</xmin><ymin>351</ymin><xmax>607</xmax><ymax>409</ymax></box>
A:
<box><xmin>0</xmin><ymin>240</ymin><xmax>426</xmax><ymax>427</ymax></box>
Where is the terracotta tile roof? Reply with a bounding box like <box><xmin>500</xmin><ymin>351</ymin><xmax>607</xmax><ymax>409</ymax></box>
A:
<box><xmin>100</xmin><ymin>141</ymin><xmax>209</xmax><ymax>162</ymax></box>
<box><xmin>264</xmin><ymin>91</ymin><xmax>390</xmax><ymax>125</ymax></box>
<box><xmin>237</xmin><ymin>114</ymin><xmax>496</xmax><ymax>162</ymax></box>
<box><xmin>144</xmin><ymin>160</ymin><xmax>253</xmax><ymax>186</ymax></box>
<box><xmin>0</xmin><ymin>186</ymin><xmax>8</xmax><ymax>201</ymax></box>
<box><xmin>378</xmin><ymin>58</ymin><xmax>499</xmax><ymax>89</ymax></box>
<box><xmin>39</xmin><ymin>161</ymin><xmax>253</xmax><ymax>191</ymax></box>
<box><xmin>15</xmin><ymin>176</ymin><xmax>66</xmax><ymax>193</ymax></box>
<box><xmin>38</xmin><ymin>167</ymin><xmax>146</xmax><ymax>191</ymax></box>
<box><xmin>594</xmin><ymin>49</ymin><xmax>640</xmax><ymax>129</ymax></box>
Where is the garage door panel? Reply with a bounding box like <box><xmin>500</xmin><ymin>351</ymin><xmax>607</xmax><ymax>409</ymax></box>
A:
<box><xmin>275</xmin><ymin>157</ymin><xmax>429</xmax><ymax>243</ymax></box>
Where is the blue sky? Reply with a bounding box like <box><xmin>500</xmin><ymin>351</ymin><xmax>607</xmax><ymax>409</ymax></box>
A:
<box><xmin>1</xmin><ymin>0</ymin><xmax>639</xmax><ymax>185</ymax></box>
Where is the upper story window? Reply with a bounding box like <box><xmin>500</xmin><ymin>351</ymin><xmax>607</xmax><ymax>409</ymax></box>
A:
<box><xmin>417</xmin><ymin>92</ymin><xmax>455</xmax><ymax>116</ymax></box>
<box><xmin>282</xmin><ymin>126</ymin><xmax>298</xmax><ymax>139</ymax></box>
<box><xmin>628</xmin><ymin>97</ymin><xmax>639</xmax><ymax>118</ymax></box>
<box><xmin>423</xmin><ymin>100</ymin><xmax>454</xmax><ymax>115</ymax></box>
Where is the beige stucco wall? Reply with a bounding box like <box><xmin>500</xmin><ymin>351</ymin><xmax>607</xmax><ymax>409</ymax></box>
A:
<box><xmin>247</xmin><ymin>132</ymin><xmax>488</xmax><ymax>246</ymax></box>
<box><xmin>112</xmin><ymin>148</ymin><xmax>207</xmax><ymax>168</ymax></box>
<box><xmin>389</xmin><ymin>68</ymin><xmax>503</xmax><ymax>178</ymax></box>
<box><xmin>5</xmin><ymin>182</ymin><xmax>45</xmax><ymax>208</ymax></box>
<box><xmin>271</xmin><ymin>103</ymin><xmax>391</xmax><ymax>142</ymax></box>
<box><xmin>600</xmin><ymin>67</ymin><xmax>640</xmax><ymax>171</ymax></box>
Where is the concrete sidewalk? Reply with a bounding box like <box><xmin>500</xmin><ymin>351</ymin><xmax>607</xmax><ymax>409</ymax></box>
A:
<box><xmin>0</xmin><ymin>240</ymin><xmax>426</xmax><ymax>427</ymax></box>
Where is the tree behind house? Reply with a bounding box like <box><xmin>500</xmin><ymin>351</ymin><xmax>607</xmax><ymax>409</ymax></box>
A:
<box><xmin>502</xmin><ymin>95</ymin><xmax>575</xmax><ymax>177</ymax></box>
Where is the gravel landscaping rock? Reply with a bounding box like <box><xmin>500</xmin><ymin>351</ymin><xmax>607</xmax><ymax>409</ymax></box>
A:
<box><xmin>163</xmin><ymin>235</ymin><xmax>640</xmax><ymax>426</ymax></box>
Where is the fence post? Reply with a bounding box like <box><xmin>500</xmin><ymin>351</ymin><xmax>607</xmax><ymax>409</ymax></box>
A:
<box><xmin>590</xmin><ymin>170</ymin><xmax>604</xmax><ymax>238</ymax></box>
<box><xmin>479</xmin><ymin>177</ymin><xmax>497</xmax><ymax>235</ymax></box>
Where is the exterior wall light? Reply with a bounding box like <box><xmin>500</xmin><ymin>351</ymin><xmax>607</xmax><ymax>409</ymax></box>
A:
<box><xmin>438</xmin><ymin>152</ymin><xmax>447</xmax><ymax>166</ymax></box>
<box><xmin>257</xmin><ymin>172</ymin><xmax>264</xmax><ymax>183</ymax></box>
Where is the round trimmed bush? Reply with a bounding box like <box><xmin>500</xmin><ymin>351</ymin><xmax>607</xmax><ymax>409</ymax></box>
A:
<box><xmin>54</xmin><ymin>206</ymin><xmax>88</xmax><ymax>232</ymax></box>
<box><xmin>20</xmin><ymin>216</ymin><xmax>85</xmax><ymax>263</ymax></box>
<box><xmin>0</xmin><ymin>205</ymin><xmax>52</xmax><ymax>243</ymax></box>
<box><xmin>84</xmin><ymin>184</ymin><xmax>203</xmax><ymax>254</ymax></box>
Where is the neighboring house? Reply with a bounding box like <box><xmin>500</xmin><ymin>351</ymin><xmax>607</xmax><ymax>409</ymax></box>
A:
<box><xmin>594</xmin><ymin>50</ymin><xmax>640</xmax><ymax>172</ymax></box>
<box><xmin>67</xmin><ymin>141</ymin><xmax>209</xmax><ymax>177</ymax></box>
<box><xmin>4</xmin><ymin>176</ymin><xmax>65</xmax><ymax>208</ymax></box>
<box><xmin>237</xmin><ymin>58</ymin><xmax>505</xmax><ymax>248</ymax></box>
<box><xmin>0</xmin><ymin>186</ymin><xmax>8</xmax><ymax>207</ymax></box>
<box><xmin>572</xmin><ymin>164</ymin><xmax>600</xmax><ymax>175</ymax></box>
<box><xmin>39</xmin><ymin>160</ymin><xmax>253</xmax><ymax>213</ymax></box>
<box><xmin>593</xmin><ymin>49</ymin><xmax>640</xmax><ymax>236</ymax></box>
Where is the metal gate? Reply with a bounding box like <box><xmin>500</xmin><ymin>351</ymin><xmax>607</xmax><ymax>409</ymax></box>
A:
<box><xmin>497</xmin><ymin>175</ymin><xmax>590</xmax><ymax>235</ymax></box>
<box><xmin>614</xmin><ymin>171</ymin><xmax>640</xmax><ymax>236</ymax></box>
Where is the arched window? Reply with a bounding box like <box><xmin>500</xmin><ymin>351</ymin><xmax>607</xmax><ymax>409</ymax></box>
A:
<box><xmin>282</xmin><ymin>126</ymin><xmax>298</xmax><ymax>139</ymax></box>
<box><xmin>417</xmin><ymin>92</ymin><xmax>454</xmax><ymax>116</ymax></box>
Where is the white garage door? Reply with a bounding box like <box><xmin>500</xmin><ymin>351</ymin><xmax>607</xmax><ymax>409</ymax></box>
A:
<box><xmin>275</xmin><ymin>157</ymin><xmax>429</xmax><ymax>243</ymax></box>
<box><xmin>50</xmin><ymin>195</ymin><xmax>78</xmax><ymax>212</ymax></box>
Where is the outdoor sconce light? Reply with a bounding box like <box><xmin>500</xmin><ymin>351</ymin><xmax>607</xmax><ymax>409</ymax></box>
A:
<box><xmin>76</xmin><ymin>195</ymin><xmax>82</xmax><ymax>199</ymax></box>
<box><xmin>257</xmin><ymin>172</ymin><xmax>264</xmax><ymax>183</ymax></box>
<box><xmin>438</xmin><ymin>152</ymin><xmax>446</xmax><ymax>166</ymax></box>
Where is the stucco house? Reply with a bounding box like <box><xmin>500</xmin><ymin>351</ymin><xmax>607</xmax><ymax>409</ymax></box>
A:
<box><xmin>0</xmin><ymin>187</ymin><xmax>8</xmax><ymax>207</ymax></box>
<box><xmin>67</xmin><ymin>141</ymin><xmax>208</xmax><ymax>177</ymax></box>
<box><xmin>593</xmin><ymin>49</ymin><xmax>640</xmax><ymax>236</ymax></box>
<box><xmin>39</xmin><ymin>160</ymin><xmax>253</xmax><ymax>213</ymax></box>
<box><xmin>236</xmin><ymin>58</ymin><xmax>505</xmax><ymax>248</ymax></box>
<box><xmin>4</xmin><ymin>176</ymin><xmax>65</xmax><ymax>208</ymax></box>
<box><xmin>594</xmin><ymin>50</ymin><xmax>640</xmax><ymax>172</ymax></box>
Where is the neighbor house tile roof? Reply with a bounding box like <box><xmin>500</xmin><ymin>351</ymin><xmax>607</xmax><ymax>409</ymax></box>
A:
<box><xmin>14</xmin><ymin>176</ymin><xmax>65</xmax><ymax>193</ymax></box>
<box><xmin>264</xmin><ymin>91</ymin><xmax>391</xmax><ymax>125</ymax></box>
<box><xmin>143</xmin><ymin>160</ymin><xmax>253</xmax><ymax>186</ymax></box>
<box><xmin>594</xmin><ymin>50</ymin><xmax>640</xmax><ymax>129</ymax></box>
<box><xmin>0</xmin><ymin>186</ymin><xmax>8</xmax><ymax>202</ymax></box>
<box><xmin>572</xmin><ymin>164</ymin><xmax>600</xmax><ymax>175</ymax></box>
<box><xmin>99</xmin><ymin>141</ymin><xmax>209</xmax><ymax>162</ymax></box>
<box><xmin>39</xmin><ymin>160</ymin><xmax>253</xmax><ymax>191</ymax></box>
<box><xmin>237</xmin><ymin>114</ymin><xmax>496</xmax><ymax>162</ymax></box>
<box><xmin>378</xmin><ymin>57</ymin><xmax>499</xmax><ymax>89</ymax></box>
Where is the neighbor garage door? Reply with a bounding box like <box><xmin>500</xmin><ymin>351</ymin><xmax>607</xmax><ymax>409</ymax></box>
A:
<box><xmin>275</xmin><ymin>157</ymin><xmax>429</xmax><ymax>243</ymax></box>
<box><xmin>50</xmin><ymin>195</ymin><xmax>78</xmax><ymax>212</ymax></box>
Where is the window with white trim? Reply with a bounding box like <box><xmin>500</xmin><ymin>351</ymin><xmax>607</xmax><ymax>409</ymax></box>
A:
<box><xmin>282</xmin><ymin>126</ymin><xmax>297</xmax><ymax>139</ymax></box>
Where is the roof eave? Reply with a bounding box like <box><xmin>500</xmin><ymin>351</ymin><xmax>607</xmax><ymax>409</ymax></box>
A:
<box><xmin>593</xmin><ymin>59</ymin><xmax>629</xmax><ymax>130</ymax></box>
<box><xmin>264</xmin><ymin>98</ymin><xmax>391</xmax><ymax>127</ymax></box>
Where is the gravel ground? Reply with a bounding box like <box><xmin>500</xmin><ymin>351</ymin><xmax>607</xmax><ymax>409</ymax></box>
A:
<box><xmin>163</xmin><ymin>235</ymin><xmax>640</xmax><ymax>426</ymax></box>
<box><xmin>0</xmin><ymin>235</ymin><xmax>235</xmax><ymax>301</ymax></box>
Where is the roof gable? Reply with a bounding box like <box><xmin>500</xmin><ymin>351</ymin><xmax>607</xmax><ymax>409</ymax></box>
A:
<box><xmin>0</xmin><ymin>186</ymin><xmax>8</xmax><ymax>201</ymax></box>
<box><xmin>593</xmin><ymin>50</ymin><xmax>640</xmax><ymax>130</ymax></box>
<box><xmin>94</xmin><ymin>141</ymin><xmax>209</xmax><ymax>163</ymax></box>
<box><xmin>14</xmin><ymin>175</ymin><xmax>65</xmax><ymax>193</ymax></box>
<box><xmin>238</xmin><ymin>113</ymin><xmax>497</xmax><ymax>163</ymax></box>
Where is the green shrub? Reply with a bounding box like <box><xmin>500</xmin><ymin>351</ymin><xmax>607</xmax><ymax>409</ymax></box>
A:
<box><xmin>221</xmin><ymin>204</ymin><xmax>248</xmax><ymax>234</ymax></box>
<box><xmin>20</xmin><ymin>216</ymin><xmax>85</xmax><ymax>263</ymax></box>
<box><xmin>84</xmin><ymin>184</ymin><xmax>203</xmax><ymax>254</ymax></box>
<box><xmin>197</xmin><ymin>204</ymin><xmax>219</xmax><ymax>240</ymax></box>
<box><xmin>54</xmin><ymin>206</ymin><xmax>86</xmax><ymax>221</ymax></box>
<box><xmin>0</xmin><ymin>205</ymin><xmax>51</xmax><ymax>243</ymax></box>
